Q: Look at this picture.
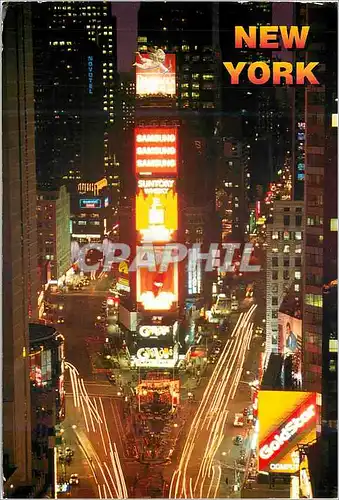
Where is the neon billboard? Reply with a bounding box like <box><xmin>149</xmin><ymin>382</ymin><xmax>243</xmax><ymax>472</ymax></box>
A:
<box><xmin>136</xmin><ymin>246</ymin><xmax>178</xmax><ymax>311</ymax></box>
<box><xmin>136</xmin><ymin>178</ymin><xmax>178</xmax><ymax>243</ymax></box>
<box><xmin>134</xmin><ymin>50</ymin><xmax>176</xmax><ymax>96</ymax></box>
<box><xmin>132</xmin><ymin>345</ymin><xmax>178</xmax><ymax>368</ymax></box>
<box><xmin>258</xmin><ymin>391</ymin><xmax>321</xmax><ymax>474</ymax></box>
<box><xmin>135</xmin><ymin>128</ymin><xmax>177</xmax><ymax>176</ymax></box>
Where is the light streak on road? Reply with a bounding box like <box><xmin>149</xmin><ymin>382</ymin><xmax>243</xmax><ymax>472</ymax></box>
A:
<box><xmin>65</xmin><ymin>361</ymin><xmax>128</xmax><ymax>498</ymax></box>
<box><xmin>93</xmin><ymin>397</ymin><xmax>108</xmax><ymax>456</ymax></box>
<box><xmin>169</xmin><ymin>304</ymin><xmax>257</xmax><ymax>499</ymax></box>
<box><xmin>214</xmin><ymin>465</ymin><xmax>222</xmax><ymax>499</ymax></box>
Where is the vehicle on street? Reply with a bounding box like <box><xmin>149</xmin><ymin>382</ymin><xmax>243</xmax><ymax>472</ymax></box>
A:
<box><xmin>69</xmin><ymin>474</ymin><xmax>79</xmax><ymax>486</ymax></box>
<box><xmin>231</xmin><ymin>299</ymin><xmax>239</xmax><ymax>311</ymax></box>
<box><xmin>233</xmin><ymin>413</ymin><xmax>244</xmax><ymax>427</ymax></box>
<box><xmin>57</xmin><ymin>317</ymin><xmax>65</xmax><ymax>324</ymax></box>
<box><xmin>233</xmin><ymin>435</ymin><xmax>243</xmax><ymax>446</ymax></box>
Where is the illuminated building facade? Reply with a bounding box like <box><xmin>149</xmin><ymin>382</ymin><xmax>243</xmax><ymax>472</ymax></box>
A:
<box><xmin>29</xmin><ymin>324</ymin><xmax>65</xmax><ymax>497</ymax></box>
<box><xmin>37</xmin><ymin>186</ymin><xmax>71</xmax><ymax>283</ymax></box>
<box><xmin>137</xmin><ymin>3</ymin><xmax>220</xmax><ymax>114</ymax></box>
<box><xmin>32</xmin><ymin>2</ymin><xmax>117</xmax><ymax>189</ymax></box>
<box><xmin>3</xmin><ymin>4</ymin><xmax>39</xmax><ymax>494</ymax></box>
<box><xmin>302</xmin><ymin>2</ymin><xmax>337</xmax><ymax>393</ymax></box>
<box><xmin>216</xmin><ymin>138</ymin><xmax>250</xmax><ymax>243</ymax></box>
<box><xmin>265</xmin><ymin>201</ymin><xmax>304</xmax><ymax>362</ymax></box>
<box><xmin>130</xmin><ymin>124</ymin><xmax>181</xmax><ymax>370</ymax></box>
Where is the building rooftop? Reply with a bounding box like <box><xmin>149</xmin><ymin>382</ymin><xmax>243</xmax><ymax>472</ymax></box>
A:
<box><xmin>29</xmin><ymin>323</ymin><xmax>57</xmax><ymax>344</ymax></box>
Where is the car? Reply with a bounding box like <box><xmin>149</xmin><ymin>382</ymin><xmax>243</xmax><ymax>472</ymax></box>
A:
<box><xmin>233</xmin><ymin>413</ymin><xmax>244</xmax><ymax>427</ymax></box>
<box><xmin>65</xmin><ymin>447</ymin><xmax>74</xmax><ymax>457</ymax></box>
<box><xmin>69</xmin><ymin>473</ymin><xmax>79</xmax><ymax>485</ymax></box>
<box><xmin>213</xmin><ymin>347</ymin><xmax>221</xmax><ymax>355</ymax></box>
<box><xmin>233</xmin><ymin>435</ymin><xmax>243</xmax><ymax>446</ymax></box>
<box><xmin>57</xmin><ymin>317</ymin><xmax>65</xmax><ymax>324</ymax></box>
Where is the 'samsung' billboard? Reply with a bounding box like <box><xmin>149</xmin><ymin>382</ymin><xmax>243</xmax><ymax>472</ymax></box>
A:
<box><xmin>258</xmin><ymin>391</ymin><xmax>321</xmax><ymax>475</ymax></box>
<box><xmin>135</xmin><ymin>127</ymin><xmax>177</xmax><ymax>176</ymax></box>
<box><xmin>134</xmin><ymin>50</ymin><xmax>176</xmax><ymax>96</ymax></box>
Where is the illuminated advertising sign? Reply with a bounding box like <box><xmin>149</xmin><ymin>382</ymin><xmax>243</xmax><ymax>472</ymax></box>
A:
<box><xmin>278</xmin><ymin>312</ymin><xmax>302</xmax><ymax>382</ymax></box>
<box><xmin>188</xmin><ymin>248</ymin><xmax>202</xmax><ymax>295</ymax></box>
<box><xmin>139</xmin><ymin>325</ymin><xmax>171</xmax><ymax>339</ymax></box>
<box><xmin>135</xmin><ymin>128</ymin><xmax>177</xmax><ymax>176</ymax></box>
<box><xmin>88</xmin><ymin>56</ymin><xmax>93</xmax><ymax>94</ymax></box>
<box><xmin>79</xmin><ymin>198</ymin><xmax>101</xmax><ymax>209</ymax></box>
<box><xmin>133</xmin><ymin>345</ymin><xmax>178</xmax><ymax>368</ymax></box>
<box><xmin>104</xmin><ymin>197</ymin><xmax>109</xmax><ymax>208</ymax></box>
<box><xmin>134</xmin><ymin>51</ymin><xmax>176</xmax><ymax>96</ymax></box>
<box><xmin>117</xmin><ymin>260</ymin><xmax>130</xmax><ymax>292</ymax></box>
<box><xmin>136</xmin><ymin>246</ymin><xmax>178</xmax><ymax>311</ymax></box>
<box><xmin>296</xmin><ymin>121</ymin><xmax>305</xmax><ymax>181</ymax></box>
<box><xmin>258</xmin><ymin>391</ymin><xmax>321</xmax><ymax>474</ymax></box>
<box><xmin>136</xmin><ymin>179</ymin><xmax>178</xmax><ymax>242</ymax></box>
<box><xmin>255</xmin><ymin>200</ymin><xmax>261</xmax><ymax>219</ymax></box>
<box><xmin>29</xmin><ymin>348</ymin><xmax>52</xmax><ymax>387</ymax></box>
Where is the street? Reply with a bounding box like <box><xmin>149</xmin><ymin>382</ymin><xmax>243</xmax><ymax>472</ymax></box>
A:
<box><xmin>51</xmin><ymin>274</ymin><xmax>265</xmax><ymax>499</ymax></box>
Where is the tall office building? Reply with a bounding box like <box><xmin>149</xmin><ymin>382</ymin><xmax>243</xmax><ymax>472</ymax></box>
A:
<box><xmin>265</xmin><ymin>201</ymin><xmax>303</xmax><ymax>363</ymax></box>
<box><xmin>220</xmin><ymin>2</ymin><xmax>291</xmax><ymax>196</ymax></box>
<box><xmin>37</xmin><ymin>186</ymin><xmax>71</xmax><ymax>284</ymax></box>
<box><xmin>216</xmin><ymin>138</ymin><xmax>250</xmax><ymax>243</ymax></box>
<box><xmin>2</xmin><ymin>4</ymin><xmax>39</xmax><ymax>495</ymax></box>
<box><xmin>137</xmin><ymin>2</ymin><xmax>221</xmax><ymax>118</ymax></box>
<box><xmin>32</xmin><ymin>1</ymin><xmax>117</xmax><ymax>189</ymax></box>
<box><xmin>302</xmin><ymin>4</ymin><xmax>337</xmax><ymax>392</ymax></box>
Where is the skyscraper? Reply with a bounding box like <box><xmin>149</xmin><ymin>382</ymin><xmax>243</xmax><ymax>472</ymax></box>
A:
<box><xmin>302</xmin><ymin>3</ymin><xmax>337</xmax><ymax>392</ymax></box>
<box><xmin>33</xmin><ymin>1</ymin><xmax>117</xmax><ymax>189</ymax></box>
<box><xmin>137</xmin><ymin>2</ymin><xmax>221</xmax><ymax>118</ymax></box>
<box><xmin>3</xmin><ymin>3</ymin><xmax>38</xmax><ymax>494</ymax></box>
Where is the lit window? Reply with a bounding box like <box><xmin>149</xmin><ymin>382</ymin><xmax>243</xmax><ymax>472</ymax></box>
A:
<box><xmin>295</xmin><ymin>245</ymin><xmax>302</xmax><ymax>254</ymax></box>
<box><xmin>294</xmin><ymin>284</ymin><xmax>300</xmax><ymax>292</ymax></box>
<box><xmin>295</xmin><ymin>232</ymin><xmax>302</xmax><ymax>240</ymax></box>
<box><xmin>330</xmin><ymin>218</ymin><xmax>338</xmax><ymax>231</ymax></box>
<box><xmin>272</xmin><ymin>231</ymin><xmax>279</xmax><ymax>240</ymax></box>
<box><xmin>272</xmin><ymin>247</ymin><xmax>278</xmax><ymax>253</ymax></box>
<box><xmin>283</xmin><ymin>245</ymin><xmax>290</xmax><ymax>253</ymax></box>
<box><xmin>305</xmin><ymin>293</ymin><xmax>323</xmax><ymax>308</ymax></box>
<box><xmin>295</xmin><ymin>271</ymin><xmax>301</xmax><ymax>280</ymax></box>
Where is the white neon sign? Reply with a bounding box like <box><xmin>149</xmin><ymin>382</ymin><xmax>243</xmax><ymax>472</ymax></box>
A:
<box><xmin>139</xmin><ymin>325</ymin><xmax>171</xmax><ymax>338</ymax></box>
<box><xmin>138</xmin><ymin>178</ymin><xmax>175</xmax><ymax>195</ymax></box>
<box><xmin>136</xmin><ymin>134</ymin><xmax>176</xmax><ymax>143</ymax></box>
<box><xmin>136</xmin><ymin>159</ymin><xmax>176</xmax><ymax>168</ymax></box>
<box><xmin>136</xmin><ymin>147</ymin><xmax>176</xmax><ymax>155</ymax></box>
<box><xmin>259</xmin><ymin>404</ymin><xmax>315</xmax><ymax>460</ymax></box>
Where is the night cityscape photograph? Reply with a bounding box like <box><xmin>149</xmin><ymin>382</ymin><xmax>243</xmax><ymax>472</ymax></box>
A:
<box><xmin>2</xmin><ymin>1</ymin><xmax>338</xmax><ymax>498</ymax></box>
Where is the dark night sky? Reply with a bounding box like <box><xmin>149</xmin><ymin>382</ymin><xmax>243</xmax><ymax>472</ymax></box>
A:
<box><xmin>111</xmin><ymin>2</ymin><xmax>294</xmax><ymax>72</ymax></box>
<box><xmin>111</xmin><ymin>2</ymin><xmax>139</xmax><ymax>73</ymax></box>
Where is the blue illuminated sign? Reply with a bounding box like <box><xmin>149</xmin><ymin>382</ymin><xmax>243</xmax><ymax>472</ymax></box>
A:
<box><xmin>88</xmin><ymin>56</ymin><xmax>93</xmax><ymax>94</ymax></box>
<box><xmin>79</xmin><ymin>198</ymin><xmax>101</xmax><ymax>209</ymax></box>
